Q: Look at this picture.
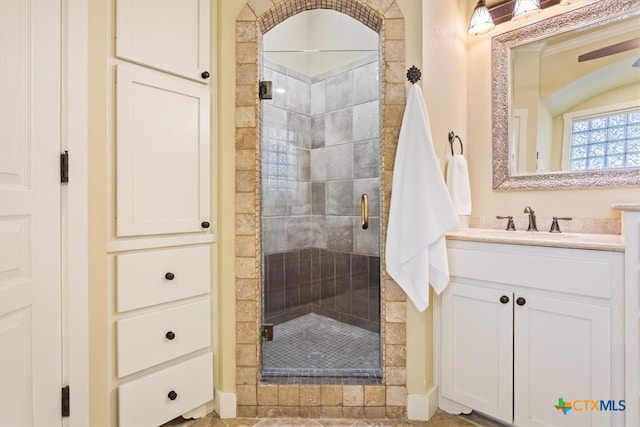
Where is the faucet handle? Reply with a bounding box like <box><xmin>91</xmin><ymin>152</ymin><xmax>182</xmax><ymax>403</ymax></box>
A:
<box><xmin>549</xmin><ymin>216</ymin><xmax>572</xmax><ymax>233</ymax></box>
<box><xmin>496</xmin><ymin>215</ymin><xmax>516</xmax><ymax>231</ymax></box>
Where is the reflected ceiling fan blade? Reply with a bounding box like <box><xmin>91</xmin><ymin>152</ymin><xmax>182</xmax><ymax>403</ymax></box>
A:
<box><xmin>578</xmin><ymin>37</ymin><xmax>640</xmax><ymax>62</ymax></box>
<box><xmin>634</xmin><ymin>58</ymin><xmax>640</xmax><ymax>67</ymax></box>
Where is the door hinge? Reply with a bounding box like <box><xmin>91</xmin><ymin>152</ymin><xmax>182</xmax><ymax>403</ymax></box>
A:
<box><xmin>260</xmin><ymin>323</ymin><xmax>274</xmax><ymax>342</ymax></box>
<box><xmin>61</xmin><ymin>385</ymin><xmax>70</xmax><ymax>417</ymax></box>
<box><xmin>60</xmin><ymin>151</ymin><xmax>69</xmax><ymax>184</ymax></box>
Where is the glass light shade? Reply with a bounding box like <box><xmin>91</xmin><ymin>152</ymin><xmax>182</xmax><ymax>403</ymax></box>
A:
<box><xmin>468</xmin><ymin>0</ymin><xmax>495</xmax><ymax>35</ymax></box>
<box><xmin>512</xmin><ymin>0</ymin><xmax>541</xmax><ymax>20</ymax></box>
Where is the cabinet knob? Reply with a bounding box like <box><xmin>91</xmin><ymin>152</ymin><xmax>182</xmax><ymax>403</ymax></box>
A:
<box><xmin>201</xmin><ymin>221</ymin><xmax>210</xmax><ymax>229</ymax></box>
<box><xmin>500</xmin><ymin>295</ymin><xmax>510</xmax><ymax>304</ymax></box>
<box><xmin>168</xmin><ymin>390</ymin><xmax>178</xmax><ymax>401</ymax></box>
<box><xmin>165</xmin><ymin>331</ymin><xmax>176</xmax><ymax>340</ymax></box>
<box><xmin>516</xmin><ymin>297</ymin><xmax>526</xmax><ymax>306</ymax></box>
<box><xmin>201</xmin><ymin>71</ymin><xmax>210</xmax><ymax>79</ymax></box>
<box><xmin>164</xmin><ymin>272</ymin><xmax>175</xmax><ymax>280</ymax></box>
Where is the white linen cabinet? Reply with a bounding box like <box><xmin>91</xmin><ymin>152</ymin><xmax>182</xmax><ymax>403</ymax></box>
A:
<box><xmin>109</xmin><ymin>1</ymin><xmax>214</xmax><ymax>425</ymax></box>
<box><xmin>439</xmin><ymin>241</ymin><xmax>625</xmax><ymax>427</ymax></box>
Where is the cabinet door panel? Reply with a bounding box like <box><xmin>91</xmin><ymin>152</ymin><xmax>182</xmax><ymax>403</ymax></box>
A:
<box><xmin>514</xmin><ymin>295</ymin><xmax>611</xmax><ymax>426</ymax></box>
<box><xmin>441</xmin><ymin>282</ymin><xmax>513</xmax><ymax>423</ymax></box>
<box><xmin>117</xmin><ymin>64</ymin><xmax>210</xmax><ymax>236</ymax></box>
<box><xmin>116</xmin><ymin>0</ymin><xmax>209</xmax><ymax>82</ymax></box>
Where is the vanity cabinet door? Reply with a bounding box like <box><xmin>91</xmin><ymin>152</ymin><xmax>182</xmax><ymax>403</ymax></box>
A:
<box><xmin>513</xmin><ymin>294</ymin><xmax>611</xmax><ymax>427</ymax></box>
<box><xmin>116</xmin><ymin>64</ymin><xmax>210</xmax><ymax>237</ymax></box>
<box><xmin>116</xmin><ymin>0</ymin><xmax>210</xmax><ymax>83</ymax></box>
<box><xmin>441</xmin><ymin>282</ymin><xmax>514</xmax><ymax>423</ymax></box>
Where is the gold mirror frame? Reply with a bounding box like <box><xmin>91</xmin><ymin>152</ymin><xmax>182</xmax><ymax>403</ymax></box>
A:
<box><xmin>492</xmin><ymin>0</ymin><xmax>640</xmax><ymax>190</ymax></box>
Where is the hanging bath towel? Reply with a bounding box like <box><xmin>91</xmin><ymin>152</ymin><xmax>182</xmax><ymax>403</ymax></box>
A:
<box><xmin>386</xmin><ymin>84</ymin><xmax>459</xmax><ymax>312</ymax></box>
<box><xmin>446</xmin><ymin>154</ymin><xmax>472</xmax><ymax>215</ymax></box>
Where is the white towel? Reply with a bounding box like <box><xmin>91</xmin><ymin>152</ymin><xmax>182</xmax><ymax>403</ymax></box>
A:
<box><xmin>385</xmin><ymin>85</ymin><xmax>459</xmax><ymax>312</ymax></box>
<box><xmin>446</xmin><ymin>154</ymin><xmax>472</xmax><ymax>215</ymax></box>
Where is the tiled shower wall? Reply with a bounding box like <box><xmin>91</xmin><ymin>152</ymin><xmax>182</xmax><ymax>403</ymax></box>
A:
<box><xmin>264</xmin><ymin>248</ymin><xmax>380</xmax><ymax>331</ymax></box>
<box><xmin>262</xmin><ymin>55</ymin><xmax>381</xmax><ymax>330</ymax></box>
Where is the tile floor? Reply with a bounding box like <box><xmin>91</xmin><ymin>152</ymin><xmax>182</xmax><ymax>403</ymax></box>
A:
<box><xmin>163</xmin><ymin>409</ymin><xmax>507</xmax><ymax>427</ymax></box>
<box><xmin>262</xmin><ymin>313</ymin><xmax>381</xmax><ymax>384</ymax></box>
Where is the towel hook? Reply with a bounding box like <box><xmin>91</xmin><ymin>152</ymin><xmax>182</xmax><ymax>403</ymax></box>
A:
<box><xmin>448</xmin><ymin>131</ymin><xmax>464</xmax><ymax>156</ymax></box>
<box><xmin>406</xmin><ymin>65</ymin><xmax>421</xmax><ymax>84</ymax></box>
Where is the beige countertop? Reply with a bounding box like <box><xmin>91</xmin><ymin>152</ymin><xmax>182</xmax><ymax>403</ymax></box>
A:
<box><xmin>446</xmin><ymin>228</ymin><xmax>624</xmax><ymax>252</ymax></box>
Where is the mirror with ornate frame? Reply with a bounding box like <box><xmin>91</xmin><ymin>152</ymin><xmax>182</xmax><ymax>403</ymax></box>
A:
<box><xmin>492</xmin><ymin>0</ymin><xmax>640</xmax><ymax>190</ymax></box>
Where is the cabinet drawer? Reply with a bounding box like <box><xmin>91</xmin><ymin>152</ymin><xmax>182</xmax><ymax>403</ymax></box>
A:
<box><xmin>118</xmin><ymin>352</ymin><xmax>213</xmax><ymax>427</ymax></box>
<box><xmin>116</xmin><ymin>245</ymin><xmax>210</xmax><ymax>312</ymax></box>
<box><xmin>117</xmin><ymin>300</ymin><xmax>210</xmax><ymax>378</ymax></box>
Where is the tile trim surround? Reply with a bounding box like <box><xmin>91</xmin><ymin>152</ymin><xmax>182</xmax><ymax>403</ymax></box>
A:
<box><xmin>235</xmin><ymin>0</ymin><xmax>408</xmax><ymax>419</ymax></box>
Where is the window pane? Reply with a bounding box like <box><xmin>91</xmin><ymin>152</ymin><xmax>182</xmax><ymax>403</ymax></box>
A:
<box><xmin>607</xmin><ymin>140</ymin><xmax>625</xmax><ymax>154</ymax></box>
<box><xmin>629</xmin><ymin>112</ymin><xmax>640</xmax><ymax>124</ymax></box>
<box><xmin>572</xmin><ymin>145</ymin><xmax>588</xmax><ymax>159</ymax></box>
<box><xmin>571</xmin><ymin>159</ymin><xmax>587</xmax><ymax>171</ymax></box>
<box><xmin>591</xmin><ymin>117</ymin><xmax>607</xmax><ymax>129</ymax></box>
<box><xmin>608</xmin><ymin>114</ymin><xmax>627</xmax><ymax>126</ymax></box>
<box><xmin>608</xmin><ymin>127</ymin><xmax>626</xmax><ymax>140</ymax></box>
<box><xmin>587</xmin><ymin>157</ymin><xmax>605</xmax><ymax>169</ymax></box>
<box><xmin>628</xmin><ymin>125</ymin><xmax>640</xmax><ymax>139</ymax></box>
<box><xmin>628</xmin><ymin>153</ymin><xmax>640</xmax><ymax>167</ymax></box>
<box><xmin>588</xmin><ymin>143</ymin><xmax>605</xmax><ymax>157</ymax></box>
<box><xmin>589</xmin><ymin>130</ymin><xmax>607</xmax><ymax>143</ymax></box>
<box><xmin>573</xmin><ymin>120</ymin><xmax>589</xmax><ymax>132</ymax></box>
<box><xmin>628</xmin><ymin>139</ymin><xmax>640</xmax><ymax>153</ymax></box>
<box><xmin>606</xmin><ymin>155</ymin><xmax>625</xmax><ymax>169</ymax></box>
<box><xmin>572</xmin><ymin>132</ymin><xmax>589</xmax><ymax>145</ymax></box>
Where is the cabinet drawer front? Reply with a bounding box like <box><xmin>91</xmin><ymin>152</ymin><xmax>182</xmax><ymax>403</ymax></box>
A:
<box><xmin>117</xmin><ymin>300</ymin><xmax>210</xmax><ymax>377</ymax></box>
<box><xmin>447</xmin><ymin>243</ymin><xmax>622</xmax><ymax>299</ymax></box>
<box><xmin>116</xmin><ymin>245</ymin><xmax>210</xmax><ymax>312</ymax></box>
<box><xmin>118</xmin><ymin>353</ymin><xmax>213</xmax><ymax>427</ymax></box>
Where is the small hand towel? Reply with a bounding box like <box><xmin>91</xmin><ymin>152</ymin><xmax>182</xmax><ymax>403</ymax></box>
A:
<box><xmin>385</xmin><ymin>85</ymin><xmax>459</xmax><ymax>312</ymax></box>
<box><xmin>446</xmin><ymin>154</ymin><xmax>472</xmax><ymax>215</ymax></box>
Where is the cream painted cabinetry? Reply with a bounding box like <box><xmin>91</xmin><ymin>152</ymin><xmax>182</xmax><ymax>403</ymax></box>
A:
<box><xmin>116</xmin><ymin>0</ymin><xmax>210</xmax><ymax>82</ymax></box>
<box><xmin>439</xmin><ymin>241</ymin><xmax>625</xmax><ymax>427</ymax></box>
<box><xmin>109</xmin><ymin>1</ymin><xmax>214</xmax><ymax>425</ymax></box>
<box><xmin>116</xmin><ymin>63</ymin><xmax>210</xmax><ymax>237</ymax></box>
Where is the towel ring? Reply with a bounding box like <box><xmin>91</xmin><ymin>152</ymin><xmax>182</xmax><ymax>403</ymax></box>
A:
<box><xmin>448</xmin><ymin>131</ymin><xmax>463</xmax><ymax>156</ymax></box>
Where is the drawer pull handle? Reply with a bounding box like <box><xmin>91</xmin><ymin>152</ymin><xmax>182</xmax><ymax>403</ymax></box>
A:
<box><xmin>499</xmin><ymin>295</ymin><xmax>509</xmax><ymax>304</ymax></box>
<box><xmin>201</xmin><ymin>71</ymin><xmax>210</xmax><ymax>79</ymax></box>
<box><xmin>168</xmin><ymin>390</ymin><xmax>178</xmax><ymax>401</ymax></box>
<box><xmin>165</xmin><ymin>272</ymin><xmax>175</xmax><ymax>281</ymax></box>
<box><xmin>165</xmin><ymin>331</ymin><xmax>176</xmax><ymax>340</ymax></box>
<box><xmin>201</xmin><ymin>221</ymin><xmax>210</xmax><ymax>229</ymax></box>
<box><xmin>516</xmin><ymin>297</ymin><xmax>526</xmax><ymax>306</ymax></box>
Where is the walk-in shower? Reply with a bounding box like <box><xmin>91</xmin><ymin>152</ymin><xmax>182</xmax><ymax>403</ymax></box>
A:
<box><xmin>260</xmin><ymin>10</ymin><xmax>382</xmax><ymax>384</ymax></box>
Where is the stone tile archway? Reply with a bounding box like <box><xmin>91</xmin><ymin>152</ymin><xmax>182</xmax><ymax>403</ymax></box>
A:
<box><xmin>234</xmin><ymin>0</ymin><xmax>408</xmax><ymax>418</ymax></box>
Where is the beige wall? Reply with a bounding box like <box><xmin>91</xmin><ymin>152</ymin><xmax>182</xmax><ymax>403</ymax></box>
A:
<box><xmin>466</xmin><ymin>0</ymin><xmax>640</xmax><ymax>220</ymax></box>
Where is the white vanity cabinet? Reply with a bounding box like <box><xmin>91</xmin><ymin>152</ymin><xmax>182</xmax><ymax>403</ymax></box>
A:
<box><xmin>116</xmin><ymin>0</ymin><xmax>210</xmax><ymax>83</ymax></box>
<box><xmin>440</xmin><ymin>240</ymin><xmax>625</xmax><ymax>427</ymax></box>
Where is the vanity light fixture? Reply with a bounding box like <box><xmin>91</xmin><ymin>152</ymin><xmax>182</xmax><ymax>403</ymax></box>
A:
<box><xmin>512</xmin><ymin>0</ymin><xmax>541</xmax><ymax>20</ymax></box>
<box><xmin>470</xmin><ymin>0</ymin><xmax>562</xmax><ymax>35</ymax></box>
<box><xmin>468</xmin><ymin>0</ymin><xmax>495</xmax><ymax>35</ymax></box>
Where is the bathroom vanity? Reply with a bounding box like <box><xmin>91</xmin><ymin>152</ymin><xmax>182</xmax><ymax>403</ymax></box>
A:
<box><xmin>437</xmin><ymin>218</ymin><xmax>638</xmax><ymax>426</ymax></box>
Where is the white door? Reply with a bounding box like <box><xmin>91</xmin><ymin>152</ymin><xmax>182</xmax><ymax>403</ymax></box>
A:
<box><xmin>0</xmin><ymin>1</ymin><xmax>62</xmax><ymax>425</ymax></box>
<box><xmin>514</xmin><ymin>294</ymin><xmax>611</xmax><ymax>427</ymax></box>
<box><xmin>441</xmin><ymin>282</ymin><xmax>513</xmax><ymax>423</ymax></box>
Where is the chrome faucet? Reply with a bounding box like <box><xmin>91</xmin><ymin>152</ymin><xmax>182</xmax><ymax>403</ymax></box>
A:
<box><xmin>524</xmin><ymin>206</ymin><xmax>538</xmax><ymax>232</ymax></box>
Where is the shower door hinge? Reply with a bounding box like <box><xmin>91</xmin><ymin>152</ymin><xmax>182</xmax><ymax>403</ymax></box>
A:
<box><xmin>259</xmin><ymin>81</ymin><xmax>273</xmax><ymax>100</ymax></box>
<box><xmin>260</xmin><ymin>323</ymin><xmax>274</xmax><ymax>342</ymax></box>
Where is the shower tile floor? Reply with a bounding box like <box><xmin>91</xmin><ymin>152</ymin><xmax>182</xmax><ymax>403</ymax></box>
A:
<box><xmin>261</xmin><ymin>313</ymin><xmax>381</xmax><ymax>384</ymax></box>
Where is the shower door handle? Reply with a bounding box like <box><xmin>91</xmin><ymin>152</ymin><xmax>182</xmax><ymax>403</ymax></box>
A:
<box><xmin>361</xmin><ymin>194</ymin><xmax>369</xmax><ymax>230</ymax></box>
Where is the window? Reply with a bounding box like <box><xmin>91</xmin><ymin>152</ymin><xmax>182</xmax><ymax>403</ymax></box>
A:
<box><xmin>567</xmin><ymin>108</ymin><xmax>640</xmax><ymax>171</ymax></box>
